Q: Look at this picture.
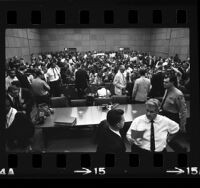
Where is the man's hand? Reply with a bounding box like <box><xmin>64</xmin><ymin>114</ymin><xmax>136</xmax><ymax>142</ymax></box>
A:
<box><xmin>127</xmin><ymin>137</ymin><xmax>142</xmax><ymax>146</ymax></box>
<box><xmin>126</xmin><ymin>137</ymin><xmax>135</xmax><ymax>145</ymax></box>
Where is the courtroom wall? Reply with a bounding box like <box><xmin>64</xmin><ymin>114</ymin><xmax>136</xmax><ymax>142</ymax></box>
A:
<box><xmin>149</xmin><ymin>28</ymin><xmax>189</xmax><ymax>60</ymax></box>
<box><xmin>6</xmin><ymin>29</ymin><xmax>41</xmax><ymax>63</ymax></box>
<box><xmin>39</xmin><ymin>28</ymin><xmax>151</xmax><ymax>52</ymax></box>
<box><xmin>5</xmin><ymin>28</ymin><xmax>189</xmax><ymax>62</ymax></box>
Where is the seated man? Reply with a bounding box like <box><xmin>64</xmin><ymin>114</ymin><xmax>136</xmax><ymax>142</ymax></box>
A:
<box><xmin>9</xmin><ymin>81</ymin><xmax>35</xmax><ymax>118</ymax></box>
<box><xmin>96</xmin><ymin>83</ymin><xmax>111</xmax><ymax>98</ymax></box>
<box><xmin>5</xmin><ymin>95</ymin><xmax>35</xmax><ymax>150</ymax></box>
<box><xmin>96</xmin><ymin>109</ymin><xmax>126</xmax><ymax>153</ymax></box>
<box><xmin>127</xmin><ymin>98</ymin><xmax>179</xmax><ymax>153</ymax></box>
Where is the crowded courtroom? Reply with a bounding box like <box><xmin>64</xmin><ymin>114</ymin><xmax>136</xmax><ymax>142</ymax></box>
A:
<box><xmin>5</xmin><ymin>28</ymin><xmax>190</xmax><ymax>153</ymax></box>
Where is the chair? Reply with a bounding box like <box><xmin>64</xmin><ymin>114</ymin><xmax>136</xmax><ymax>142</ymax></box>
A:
<box><xmin>70</xmin><ymin>99</ymin><xmax>87</xmax><ymax>107</ymax></box>
<box><xmin>111</xmin><ymin>95</ymin><xmax>129</xmax><ymax>104</ymax></box>
<box><xmin>65</xmin><ymin>85</ymin><xmax>78</xmax><ymax>99</ymax></box>
<box><xmin>89</xmin><ymin>84</ymin><xmax>98</xmax><ymax>94</ymax></box>
<box><xmin>51</xmin><ymin>96</ymin><xmax>69</xmax><ymax>108</ymax></box>
<box><xmin>94</xmin><ymin>97</ymin><xmax>112</xmax><ymax>106</ymax></box>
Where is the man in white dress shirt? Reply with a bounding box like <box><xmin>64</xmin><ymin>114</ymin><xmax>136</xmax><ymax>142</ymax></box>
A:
<box><xmin>127</xmin><ymin>98</ymin><xmax>179</xmax><ymax>153</ymax></box>
<box><xmin>113</xmin><ymin>65</ymin><xmax>127</xmax><ymax>96</ymax></box>
<box><xmin>46</xmin><ymin>61</ymin><xmax>61</xmax><ymax>97</ymax></box>
<box><xmin>5</xmin><ymin>69</ymin><xmax>18</xmax><ymax>91</ymax></box>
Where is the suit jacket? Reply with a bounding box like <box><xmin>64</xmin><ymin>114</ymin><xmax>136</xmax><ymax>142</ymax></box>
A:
<box><xmin>7</xmin><ymin>89</ymin><xmax>35</xmax><ymax>113</ymax></box>
<box><xmin>75</xmin><ymin>69</ymin><xmax>89</xmax><ymax>89</ymax></box>
<box><xmin>149</xmin><ymin>71</ymin><xmax>165</xmax><ymax>98</ymax></box>
<box><xmin>6</xmin><ymin>112</ymin><xmax>34</xmax><ymax>146</ymax></box>
<box><xmin>16</xmin><ymin>71</ymin><xmax>31</xmax><ymax>89</ymax></box>
<box><xmin>20</xmin><ymin>88</ymin><xmax>35</xmax><ymax>113</ymax></box>
<box><xmin>113</xmin><ymin>71</ymin><xmax>126</xmax><ymax>96</ymax></box>
<box><xmin>96</xmin><ymin>120</ymin><xmax>126</xmax><ymax>153</ymax></box>
<box><xmin>7</xmin><ymin>94</ymin><xmax>21</xmax><ymax>111</ymax></box>
<box><xmin>132</xmin><ymin>76</ymin><xmax>150</xmax><ymax>102</ymax></box>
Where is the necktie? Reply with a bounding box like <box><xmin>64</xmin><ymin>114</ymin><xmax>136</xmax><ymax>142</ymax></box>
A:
<box><xmin>150</xmin><ymin>120</ymin><xmax>155</xmax><ymax>152</ymax></box>
<box><xmin>160</xmin><ymin>89</ymin><xmax>168</xmax><ymax>110</ymax></box>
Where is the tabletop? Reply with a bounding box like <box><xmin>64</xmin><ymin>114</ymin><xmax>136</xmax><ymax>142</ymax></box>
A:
<box><xmin>37</xmin><ymin>101</ymin><xmax>190</xmax><ymax>128</ymax></box>
<box><xmin>37</xmin><ymin>104</ymin><xmax>146</xmax><ymax>128</ymax></box>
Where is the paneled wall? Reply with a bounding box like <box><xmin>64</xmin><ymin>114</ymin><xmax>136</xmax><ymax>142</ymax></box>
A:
<box><xmin>150</xmin><ymin>28</ymin><xmax>189</xmax><ymax>60</ymax></box>
<box><xmin>6</xmin><ymin>29</ymin><xmax>41</xmax><ymax>63</ymax></box>
<box><xmin>5</xmin><ymin>28</ymin><xmax>189</xmax><ymax>61</ymax></box>
<box><xmin>40</xmin><ymin>29</ymin><xmax>151</xmax><ymax>52</ymax></box>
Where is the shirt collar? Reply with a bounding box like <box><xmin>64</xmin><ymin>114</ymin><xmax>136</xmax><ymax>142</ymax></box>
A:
<box><xmin>7</xmin><ymin>107</ymin><xmax>13</xmax><ymax>118</ymax></box>
<box><xmin>8</xmin><ymin>94</ymin><xmax>14</xmax><ymax>101</ymax></box>
<box><xmin>145</xmin><ymin>115</ymin><xmax>159</xmax><ymax>123</ymax></box>
<box><xmin>109</xmin><ymin>126</ymin><xmax>121</xmax><ymax>137</ymax></box>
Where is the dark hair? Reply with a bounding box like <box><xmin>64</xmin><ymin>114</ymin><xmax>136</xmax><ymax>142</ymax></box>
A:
<box><xmin>19</xmin><ymin>65</ymin><xmax>26</xmax><ymax>71</ymax></box>
<box><xmin>11</xmin><ymin>80</ymin><xmax>21</xmax><ymax>88</ymax></box>
<box><xmin>164</xmin><ymin>72</ymin><xmax>178</xmax><ymax>87</ymax></box>
<box><xmin>8</xmin><ymin>69</ymin><xmax>15</xmax><ymax>74</ymax></box>
<box><xmin>139</xmin><ymin>68</ymin><xmax>146</xmax><ymax>76</ymax></box>
<box><xmin>7</xmin><ymin>85</ymin><xmax>19</xmax><ymax>93</ymax></box>
<box><xmin>35</xmin><ymin>69</ymin><xmax>43</xmax><ymax>77</ymax></box>
<box><xmin>107</xmin><ymin>109</ymin><xmax>124</xmax><ymax>128</ymax></box>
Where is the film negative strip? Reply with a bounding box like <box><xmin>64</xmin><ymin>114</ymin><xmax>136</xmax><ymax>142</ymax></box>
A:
<box><xmin>0</xmin><ymin>0</ymin><xmax>199</xmax><ymax>179</ymax></box>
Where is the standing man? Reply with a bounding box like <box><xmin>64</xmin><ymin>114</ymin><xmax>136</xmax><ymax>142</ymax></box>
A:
<box><xmin>148</xmin><ymin>66</ymin><xmax>165</xmax><ymax>98</ymax></box>
<box><xmin>15</xmin><ymin>65</ymin><xmax>31</xmax><ymax>89</ymax></box>
<box><xmin>132</xmin><ymin>68</ymin><xmax>151</xmax><ymax>103</ymax></box>
<box><xmin>75</xmin><ymin>64</ymin><xmax>89</xmax><ymax>98</ymax></box>
<box><xmin>127</xmin><ymin>98</ymin><xmax>179</xmax><ymax>154</ymax></box>
<box><xmin>160</xmin><ymin>73</ymin><xmax>187</xmax><ymax>132</ymax></box>
<box><xmin>5</xmin><ymin>95</ymin><xmax>34</xmax><ymax>150</ymax></box>
<box><xmin>31</xmin><ymin>70</ymin><xmax>51</xmax><ymax>106</ymax></box>
<box><xmin>5</xmin><ymin>69</ymin><xmax>18</xmax><ymax>91</ymax></box>
<box><xmin>159</xmin><ymin>72</ymin><xmax>188</xmax><ymax>152</ymax></box>
<box><xmin>46</xmin><ymin>61</ymin><xmax>61</xmax><ymax>97</ymax></box>
<box><xmin>113</xmin><ymin>65</ymin><xmax>127</xmax><ymax>96</ymax></box>
<box><xmin>9</xmin><ymin>81</ymin><xmax>35</xmax><ymax>119</ymax></box>
<box><xmin>96</xmin><ymin>109</ymin><xmax>126</xmax><ymax>153</ymax></box>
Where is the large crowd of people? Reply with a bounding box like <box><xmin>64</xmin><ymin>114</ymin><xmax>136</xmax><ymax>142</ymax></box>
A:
<box><xmin>5</xmin><ymin>49</ymin><xmax>190</xmax><ymax>152</ymax></box>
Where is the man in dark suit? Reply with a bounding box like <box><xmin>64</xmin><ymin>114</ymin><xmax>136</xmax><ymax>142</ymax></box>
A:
<box><xmin>96</xmin><ymin>109</ymin><xmax>126</xmax><ymax>153</ymax></box>
<box><xmin>15</xmin><ymin>65</ymin><xmax>31</xmax><ymax>89</ymax></box>
<box><xmin>5</xmin><ymin>95</ymin><xmax>34</xmax><ymax>150</ymax></box>
<box><xmin>7</xmin><ymin>82</ymin><xmax>35</xmax><ymax>118</ymax></box>
<box><xmin>148</xmin><ymin>66</ymin><xmax>165</xmax><ymax>98</ymax></box>
<box><xmin>75</xmin><ymin>64</ymin><xmax>89</xmax><ymax>98</ymax></box>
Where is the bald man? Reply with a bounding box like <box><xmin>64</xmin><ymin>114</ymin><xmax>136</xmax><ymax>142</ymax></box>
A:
<box><xmin>113</xmin><ymin>65</ymin><xmax>127</xmax><ymax>96</ymax></box>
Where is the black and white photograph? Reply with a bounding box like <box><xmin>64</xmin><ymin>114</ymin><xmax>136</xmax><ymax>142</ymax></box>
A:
<box><xmin>5</xmin><ymin>28</ymin><xmax>190</xmax><ymax>154</ymax></box>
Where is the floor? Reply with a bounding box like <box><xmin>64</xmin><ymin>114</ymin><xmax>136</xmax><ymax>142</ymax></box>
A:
<box><xmin>6</xmin><ymin>101</ymin><xmax>190</xmax><ymax>153</ymax></box>
<box><xmin>7</xmin><ymin>127</ymin><xmax>190</xmax><ymax>153</ymax></box>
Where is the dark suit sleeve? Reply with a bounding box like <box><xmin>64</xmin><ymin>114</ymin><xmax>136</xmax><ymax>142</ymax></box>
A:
<box><xmin>22</xmin><ymin>88</ymin><xmax>35</xmax><ymax>111</ymax></box>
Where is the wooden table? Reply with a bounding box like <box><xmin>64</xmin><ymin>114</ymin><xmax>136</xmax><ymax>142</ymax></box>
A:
<box><xmin>37</xmin><ymin>104</ymin><xmax>146</xmax><ymax>128</ymax></box>
<box><xmin>36</xmin><ymin>104</ymin><xmax>146</xmax><ymax>149</ymax></box>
